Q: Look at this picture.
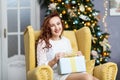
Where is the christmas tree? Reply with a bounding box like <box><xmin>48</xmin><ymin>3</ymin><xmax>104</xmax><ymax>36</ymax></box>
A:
<box><xmin>43</xmin><ymin>0</ymin><xmax>111</xmax><ymax>65</ymax></box>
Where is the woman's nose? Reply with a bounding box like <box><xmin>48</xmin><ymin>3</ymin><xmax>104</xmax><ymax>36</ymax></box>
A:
<box><xmin>55</xmin><ymin>25</ymin><xmax>59</xmax><ymax>29</ymax></box>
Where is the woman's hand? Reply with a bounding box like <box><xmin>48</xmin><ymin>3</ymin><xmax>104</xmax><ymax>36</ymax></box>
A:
<box><xmin>76</xmin><ymin>51</ymin><xmax>82</xmax><ymax>56</ymax></box>
<box><xmin>49</xmin><ymin>52</ymin><xmax>65</xmax><ymax>67</ymax></box>
<box><xmin>54</xmin><ymin>52</ymin><xmax>65</xmax><ymax>62</ymax></box>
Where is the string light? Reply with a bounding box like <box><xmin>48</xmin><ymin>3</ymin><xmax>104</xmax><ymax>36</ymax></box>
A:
<box><xmin>102</xmin><ymin>0</ymin><xmax>108</xmax><ymax>32</ymax></box>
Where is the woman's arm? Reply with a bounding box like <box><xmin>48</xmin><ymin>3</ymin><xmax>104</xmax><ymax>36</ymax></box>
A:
<box><xmin>37</xmin><ymin>40</ymin><xmax>60</xmax><ymax>67</ymax></box>
<box><xmin>37</xmin><ymin>40</ymin><xmax>48</xmax><ymax>66</ymax></box>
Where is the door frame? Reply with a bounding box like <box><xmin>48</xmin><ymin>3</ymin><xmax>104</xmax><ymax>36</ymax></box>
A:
<box><xmin>1</xmin><ymin>0</ymin><xmax>8</xmax><ymax>80</ymax></box>
<box><xmin>0</xmin><ymin>0</ymin><xmax>2</xmax><ymax>79</ymax></box>
<box><xmin>0</xmin><ymin>0</ymin><xmax>40</xmax><ymax>80</ymax></box>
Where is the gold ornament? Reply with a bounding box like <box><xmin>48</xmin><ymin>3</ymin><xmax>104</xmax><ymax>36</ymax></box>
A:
<box><xmin>86</xmin><ymin>0</ymin><xmax>90</xmax><ymax>2</ymax></box>
<box><xmin>50</xmin><ymin>0</ymin><xmax>54</xmax><ymax>2</ymax></box>
<box><xmin>100</xmin><ymin>58</ymin><xmax>102</xmax><ymax>62</ymax></box>
<box><xmin>86</xmin><ymin>7</ymin><xmax>92</xmax><ymax>12</ymax></box>
<box><xmin>57</xmin><ymin>0</ymin><xmax>62</xmax><ymax>3</ymax></box>
<box><xmin>62</xmin><ymin>10</ymin><xmax>66</xmax><ymax>14</ymax></box>
<box><xmin>65</xmin><ymin>24</ymin><xmax>69</xmax><ymax>28</ymax></box>
<box><xmin>85</xmin><ymin>22</ymin><xmax>91</xmax><ymax>27</ymax></box>
<box><xmin>103</xmin><ymin>52</ymin><xmax>107</xmax><ymax>56</ymax></box>
<box><xmin>84</xmin><ymin>12</ymin><xmax>87</xmax><ymax>14</ymax></box>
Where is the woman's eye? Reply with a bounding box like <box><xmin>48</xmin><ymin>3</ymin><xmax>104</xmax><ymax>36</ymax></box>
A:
<box><xmin>57</xmin><ymin>22</ymin><xmax>60</xmax><ymax>25</ymax></box>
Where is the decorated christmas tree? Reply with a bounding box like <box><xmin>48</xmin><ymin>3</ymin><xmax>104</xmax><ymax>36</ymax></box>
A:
<box><xmin>41</xmin><ymin>0</ymin><xmax>111</xmax><ymax>65</ymax></box>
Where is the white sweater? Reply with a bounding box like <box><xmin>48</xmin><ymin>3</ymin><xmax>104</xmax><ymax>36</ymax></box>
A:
<box><xmin>37</xmin><ymin>36</ymin><xmax>72</xmax><ymax>80</ymax></box>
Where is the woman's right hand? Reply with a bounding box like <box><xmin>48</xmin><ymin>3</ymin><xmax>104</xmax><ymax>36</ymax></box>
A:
<box><xmin>54</xmin><ymin>52</ymin><xmax>65</xmax><ymax>63</ymax></box>
<box><xmin>49</xmin><ymin>52</ymin><xmax>65</xmax><ymax>67</ymax></box>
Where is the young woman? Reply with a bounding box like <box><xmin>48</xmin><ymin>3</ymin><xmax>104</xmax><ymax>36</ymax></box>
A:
<box><xmin>37</xmin><ymin>11</ymin><xmax>99</xmax><ymax>80</ymax></box>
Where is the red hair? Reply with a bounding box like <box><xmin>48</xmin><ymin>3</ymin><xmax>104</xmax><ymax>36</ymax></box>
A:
<box><xmin>38</xmin><ymin>11</ymin><xmax>65</xmax><ymax>49</ymax></box>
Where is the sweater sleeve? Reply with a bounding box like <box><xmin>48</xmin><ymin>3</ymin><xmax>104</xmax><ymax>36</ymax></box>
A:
<box><xmin>37</xmin><ymin>40</ymin><xmax>48</xmax><ymax>66</ymax></box>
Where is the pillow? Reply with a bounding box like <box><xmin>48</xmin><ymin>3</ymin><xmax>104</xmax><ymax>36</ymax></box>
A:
<box><xmin>86</xmin><ymin>60</ymin><xmax>95</xmax><ymax>75</ymax></box>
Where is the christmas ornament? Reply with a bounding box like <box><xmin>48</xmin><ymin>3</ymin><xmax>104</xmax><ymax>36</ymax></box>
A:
<box><xmin>86</xmin><ymin>0</ymin><xmax>90</xmax><ymax>2</ymax></box>
<box><xmin>91</xmin><ymin>50</ymin><xmax>99</xmax><ymax>59</ymax></box>
<box><xmin>96</xmin><ymin>59</ymin><xmax>100</xmax><ymax>65</ymax></box>
<box><xmin>48</xmin><ymin>3</ymin><xmax>56</xmax><ymax>11</ymax></box>
<box><xmin>65</xmin><ymin>0</ymin><xmax>69</xmax><ymax>4</ymax></box>
<box><xmin>71</xmin><ymin>0</ymin><xmax>76</xmax><ymax>5</ymax></box>
<box><xmin>92</xmin><ymin>36</ymin><xmax>97</xmax><ymax>44</ymax></box>
<box><xmin>57</xmin><ymin>0</ymin><xmax>62</xmax><ymax>3</ymax></box>
<box><xmin>73</xmin><ymin>20</ymin><xmax>79</xmax><ymax>24</ymax></box>
<box><xmin>100</xmin><ymin>58</ymin><xmax>103</xmax><ymax>62</ymax></box>
<box><xmin>102</xmin><ymin>57</ymin><xmax>108</xmax><ymax>63</ymax></box>
<box><xmin>50</xmin><ymin>0</ymin><xmax>54</xmax><ymax>2</ymax></box>
<box><xmin>79</xmin><ymin>14</ymin><xmax>90</xmax><ymax>21</ymax></box>
<box><xmin>65</xmin><ymin>24</ymin><xmax>69</xmax><ymax>28</ymax></box>
<box><xmin>59</xmin><ymin>13</ymin><xmax>62</xmax><ymax>18</ymax></box>
<box><xmin>68</xmin><ymin>9</ymin><xmax>77</xmax><ymax>18</ymax></box>
<box><xmin>99</xmin><ymin>33</ymin><xmax>111</xmax><ymax>51</ymax></box>
<box><xmin>62</xmin><ymin>10</ymin><xmax>66</xmax><ymax>14</ymax></box>
<box><xmin>102</xmin><ymin>52</ymin><xmax>107</xmax><ymax>56</ymax></box>
<box><xmin>86</xmin><ymin>7</ymin><xmax>92</xmax><ymax>12</ymax></box>
<box><xmin>56</xmin><ymin>6</ymin><xmax>60</xmax><ymax>10</ymax></box>
<box><xmin>92</xmin><ymin>11</ymin><xmax>99</xmax><ymax>16</ymax></box>
<box><xmin>85</xmin><ymin>22</ymin><xmax>91</xmax><ymax>27</ymax></box>
<box><xmin>79</xmin><ymin>4</ymin><xmax>85</xmax><ymax>12</ymax></box>
<box><xmin>97</xmin><ymin>32</ymin><xmax>101</xmax><ymax>36</ymax></box>
<box><xmin>62</xmin><ymin>2</ymin><xmax>65</xmax><ymax>5</ymax></box>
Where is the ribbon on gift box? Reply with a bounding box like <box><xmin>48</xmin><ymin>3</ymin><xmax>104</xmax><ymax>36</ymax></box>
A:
<box><xmin>69</xmin><ymin>58</ymin><xmax>77</xmax><ymax>72</ymax></box>
<box><xmin>58</xmin><ymin>56</ymin><xmax>86</xmax><ymax>74</ymax></box>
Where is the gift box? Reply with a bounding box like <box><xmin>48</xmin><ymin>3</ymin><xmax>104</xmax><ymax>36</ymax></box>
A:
<box><xmin>58</xmin><ymin>56</ymin><xmax>86</xmax><ymax>74</ymax></box>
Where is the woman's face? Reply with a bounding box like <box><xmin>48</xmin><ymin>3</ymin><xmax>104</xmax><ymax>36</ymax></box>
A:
<box><xmin>49</xmin><ymin>16</ymin><xmax>63</xmax><ymax>38</ymax></box>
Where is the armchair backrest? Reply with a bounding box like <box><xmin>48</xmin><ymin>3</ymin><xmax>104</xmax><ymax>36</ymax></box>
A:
<box><xmin>24</xmin><ymin>26</ymin><xmax>91</xmax><ymax>73</ymax></box>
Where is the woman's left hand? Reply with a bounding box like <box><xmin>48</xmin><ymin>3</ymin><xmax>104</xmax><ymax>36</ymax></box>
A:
<box><xmin>76</xmin><ymin>51</ymin><xmax>82</xmax><ymax>56</ymax></box>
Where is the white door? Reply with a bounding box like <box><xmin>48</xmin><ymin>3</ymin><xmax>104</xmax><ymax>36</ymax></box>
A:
<box><xmin>1</xmin><ymin>0</ymin><xmax>40</xmax><ymax>80</ymax></box>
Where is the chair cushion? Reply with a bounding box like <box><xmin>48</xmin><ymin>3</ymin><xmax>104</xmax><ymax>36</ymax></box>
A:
<box><xmin>63</xmin><ymin>31</ymin><xmax>78</xmax><ymax>51</ymax></box>
<box><xmin>86</xmin><ymin>60</ymin><xmax>95</xmax><ymax>75</ymax></box>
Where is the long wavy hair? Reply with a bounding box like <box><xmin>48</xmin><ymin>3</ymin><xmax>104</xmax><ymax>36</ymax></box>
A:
<box><xmin>38</xmin><ymin>11</ymin><xmax>65</xmax><ymax>49</ymax></box>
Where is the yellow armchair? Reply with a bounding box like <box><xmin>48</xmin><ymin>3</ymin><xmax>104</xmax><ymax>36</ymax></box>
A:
<box><xmin>24</xmin><ymin>26</ymin><xmax>118</xmax><ymax>80</ymax></box>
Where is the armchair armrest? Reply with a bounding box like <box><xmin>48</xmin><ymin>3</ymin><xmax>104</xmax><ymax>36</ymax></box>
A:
<box><xmin>93</xmin><ymin>62</ymin><xmax>118</xmax><ymax>80</ymax></box>
<box><xmin>27</xmin><ymin>65</ymin><xmax>53</xmax><ymax>80</ymax></box>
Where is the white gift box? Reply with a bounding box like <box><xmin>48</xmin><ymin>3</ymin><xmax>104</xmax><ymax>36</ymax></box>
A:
<box><xmin>58</xmin><ymin>56</ymin><xmax>86</xmax><ymax>74</ymax></box>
